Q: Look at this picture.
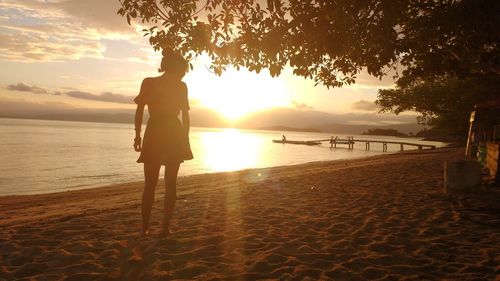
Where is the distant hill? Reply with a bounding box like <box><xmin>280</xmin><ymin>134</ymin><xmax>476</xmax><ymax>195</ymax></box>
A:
<box><xmin>2</xmin><ymin>107</ymin><xmax>229</xmax><ymax>127</ymax></box>
<box><xmin>319</xmin><ymin>122</ymin><xmax>423</xmax><ymax>135</ymax></box>
<box><xmin>258</xmin><ymin>126</ymin><xmax>322</xmax><ymax>133</ymax></box>
<box><xmin>1</xmin><ymin>105</ymin><xmax>424</xmax><ymax>135</ymax></box>
<box><xmin>28</xmin><ymin>113</ymin><xmax>135</xmax><ymax>124</ymax></box>
<box><xmin>233</xmin><ymin>108</ymin><xmax>423</xmax><ymax>134</ymax></box>
<box><xmin>236</xmin><ymin>108</ymin><xmax>334</xmax><ymax>129</ymax></box>
<box><xmin>362</xmin><ymin>128</ymin><xmax>407</xmax><ymax>137</ymax></box>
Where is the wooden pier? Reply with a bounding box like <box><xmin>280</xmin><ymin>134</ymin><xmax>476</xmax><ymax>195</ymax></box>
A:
<box><xmin>275</xmin><ymin>136</ymin><xmax>436</xmax><ymax>152</ymax></box>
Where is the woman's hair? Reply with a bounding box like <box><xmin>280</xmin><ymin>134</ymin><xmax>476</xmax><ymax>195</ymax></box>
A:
<box><xmin>159</xmin><ymin>47</ymin><xmax>188</xmax><ymax>76</ymax></box>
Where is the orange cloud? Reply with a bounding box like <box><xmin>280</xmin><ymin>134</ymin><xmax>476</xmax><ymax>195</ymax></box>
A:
<box><xmin>0</xmin><ymin>0</ymin><xmax>140</xmax><ymax>62</ymax></box>
<box><xmin>5</xmin><ymin>82</ymin><xmax>134</xmax><ymax>104</ymax></box>
<box><xmin>6</xmin><ymin>83</ymin><xmax>48</xmax><ymax>94</ymax></box>
<box><xmin>351</xmin><ymin>100</ymin><xmax>379</xmax><ymax>111</ymax></box>
<box><xmin>291</xmin><ymin>100</ymin><xmax>314</xmax><ymax>110</ymax></box>
<box><xmin>64</xmin><ymin>91</ymin><xmax>133</xmax><ymax>104</ymax></box>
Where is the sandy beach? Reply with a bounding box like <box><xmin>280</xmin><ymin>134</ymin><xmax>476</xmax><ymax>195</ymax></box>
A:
<box><xmin>1</xmin><ymin>147</ymin><xmax>498</xmax><ymax>280</ymax></box>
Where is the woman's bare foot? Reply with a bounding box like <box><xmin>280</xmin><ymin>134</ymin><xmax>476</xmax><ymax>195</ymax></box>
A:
<box><xmin>141</xmin><ymin>228</ymin><xmax>151</xmax><ymax>238</ymax></box>
<box><xmin>160</xmin><ymin>227</ymin><xmax>172</xmax><ymax>238</ymax></box>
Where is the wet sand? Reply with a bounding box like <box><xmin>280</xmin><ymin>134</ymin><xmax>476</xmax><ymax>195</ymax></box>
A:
<box><xmin>1</xmin><ymin>148</ymin><xmax>499</xmax><ymax>280</ymax></box>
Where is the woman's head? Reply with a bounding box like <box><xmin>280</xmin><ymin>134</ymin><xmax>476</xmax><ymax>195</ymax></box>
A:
<box><xmin>159</xmin><ymin>47</ymin><xmax>188</xmax><ymax>78</ymax></box>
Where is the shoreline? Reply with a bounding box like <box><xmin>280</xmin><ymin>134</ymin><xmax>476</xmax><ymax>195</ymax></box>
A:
<box><xmin>0</xmin><ymin>147</ymin><xmax>445</xmax><ymax>198</ymax></box>
<box><xmin>0</xmin><ymin>148</ymin><xmax>458</xmax><ymax>226</ymax></box>
<box><xmin>1</xmin><ymin>117</ymin><xmax>449</xmax><ymax>197</ymax></box>
<box><xmin>1</xmin><ymin>147</ymin><xmax>498</xmax><ymax>280</ymax></box>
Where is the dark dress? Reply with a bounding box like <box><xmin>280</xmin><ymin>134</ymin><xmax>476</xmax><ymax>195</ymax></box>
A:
<box><xmin>134</xmin><ymin>76</ymin><xmax>194</xmax><ymax>165</ymax></box>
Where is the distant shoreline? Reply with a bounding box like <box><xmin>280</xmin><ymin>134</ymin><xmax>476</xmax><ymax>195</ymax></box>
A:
<box><xmin>0</xmin><ymin>115</ymin><xmax>431</xmax><ymax>136</ymax></box>
<box><xmin>362</xmin><ymin>128</ymin><xmax>408</xmax><ymax>138</ymax></box>
<box><xmin>0</xmin><ymin>116</ymin><xmax>326</xmax><ymax>135</ymax></box>
<box><xmin>0</xmin><ymin>114</ymin><xmax>136</xmax><ymax>125</ymax></box>
<box><xmin>258</xmin><ymin>125</ymin><xmax>322</xmax><ymax>133</ymax></box>
<box><xmin>0</xmin><ymin>116</ymin><xmax>320</xmax><ymax>133</ymax></box>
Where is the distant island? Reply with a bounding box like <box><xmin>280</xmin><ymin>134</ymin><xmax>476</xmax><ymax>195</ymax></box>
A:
<box><xmin>1</xmin><ymin>114</ymin><xmax>136</xmax><ymax>124</ymax></box>
<box><xmin>258</xmin><ymin>125</ymin><xmax>322</xmax><ymax>133</ymax></box>
<box><xmin>1</xmin><ymin>113</ymin><xmax>426</xmax><ymax>136</ymax></box>
<box><xmin>363</xmin><ymin>128</ymin><xmax>408</xmax><ymax>137</ymax></box>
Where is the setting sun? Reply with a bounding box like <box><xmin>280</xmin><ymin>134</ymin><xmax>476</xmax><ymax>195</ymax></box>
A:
<box><xmin>185</xmin><ymin>58</ymin><xmax>290</xmax><ymax>121</ymax></box>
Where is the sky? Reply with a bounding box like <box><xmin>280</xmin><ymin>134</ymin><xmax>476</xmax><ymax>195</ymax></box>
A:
<box><xmin>0</xmin><ymin>0</ymin><xmax>415</xmax><ymax>125</ymax></box>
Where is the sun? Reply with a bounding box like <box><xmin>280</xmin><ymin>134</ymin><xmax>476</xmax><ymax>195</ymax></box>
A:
<box><xmin>185</xmin><ymin>60</ymin><xmax>290</xmax><ymax>121</ymax></box>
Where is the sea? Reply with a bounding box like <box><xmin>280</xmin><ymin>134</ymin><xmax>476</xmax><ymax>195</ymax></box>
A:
<box><xmin>0</xmin><ymin>118</ymin><xmax>446</xmax><ymax>196</ymax></box>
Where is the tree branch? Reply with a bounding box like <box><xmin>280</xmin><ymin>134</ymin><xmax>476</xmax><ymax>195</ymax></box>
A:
<box><xmin>191</xmin><ymin>0</ymin><xmax>209</xmax><ymax>17</ymax></box>
<box><xmin>153</xmin><ymin>0</ymin><xmax>169</xmax><ymax>21</ymax></box>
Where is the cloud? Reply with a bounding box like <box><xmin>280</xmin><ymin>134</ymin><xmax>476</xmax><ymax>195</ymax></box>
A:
<box><xmin>0</xmin><ymin>0</ymin><xmax>139</xmax><ymax>62</ymax></box>
<box><xmin>5</xmin><ymin>82</ymin><xmax>133</xmax><ymax>104</ymax></box>
<box><xmin>65</xmin><ymin>90</ymin><xmax>194</xmax><ymax>105</ymax></box>
<box><xmin>0</xmin><ymin>31</ymin><xmax>106</xmax><ymax>62</ymax></box>
<box><xmin>6</xmin><ymin>82</ymin><xmax>48</xmax><ymax>94</ymax></box>
<box><xmin>1</xmin><ymin>0</ymin><xmax>132</xmax><ymax>33</ymax></box>
<box><xmin>351</xmin><ymin>100</ymin><xmax>379</xmax><ymax>111</ymax></box>
<box><xmin>53</xmin><ymin>0</ymin><xmax>134</xmax><ymax>34</ymax></box>
<box><xmin>291</xmin><ymin>100</ymin><xmax>314</xmax><ymax>110</ymax></box>
<box><xmin>65</xmin><ymin>91</ymin><xmax>133</xmax><ymax>104</ymax></box>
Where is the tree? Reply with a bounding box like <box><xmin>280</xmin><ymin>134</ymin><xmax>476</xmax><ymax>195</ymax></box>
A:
<box><xmin>376</xmin><ymin>74</ymin><xmax>499</xmax><ymax>136</ymax></box>
<box><xmin>118</xmin><ymin>0</ymin><xmax>499</xmax><ymax>133</ymax></box>
<box><xmin>117</xmin><ymin>0</ymin><xmax>498</xmax><ymax>85</ymax></box>
<box><xmin>118</xmin><ymin>0</ymin><xmax>410</xmax><ymax>87</ymax></box>
<box><xmin>372</xmin><ymin>0</ymin><xmax>500</xmax><ymax>135</ymax></box>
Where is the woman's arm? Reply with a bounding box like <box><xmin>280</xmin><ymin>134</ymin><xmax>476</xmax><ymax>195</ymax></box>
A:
<box><xmin>181</xmin><ymin>82</ymin><xmax>190</xmax><ymax>136</ymax></box>
<box><xmin>181</xmin><ymin>109</ymin><xmax>190</xmax><ymax>136</ymax></box>
<box><xmin>134</xmin><ymin>104</ymin><xmax>145</xmax><ymax>151</ymax></box>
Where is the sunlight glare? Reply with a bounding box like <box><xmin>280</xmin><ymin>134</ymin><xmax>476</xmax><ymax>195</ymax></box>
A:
<box><xmin>185</xmin><ymin>55</ymin><xmax>290</xmax><ymax>121</ymax></box>
<box><xmin>198</xmin><ymin>128</ymin><xmax>263</xmax><ymax>172</ymax></box>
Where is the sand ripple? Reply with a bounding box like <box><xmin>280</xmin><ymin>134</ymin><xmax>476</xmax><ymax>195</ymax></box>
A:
<box><xmin>0</xmin><ymin>148</ymin><xmax>499</xmax><ymax>280</ymax></box>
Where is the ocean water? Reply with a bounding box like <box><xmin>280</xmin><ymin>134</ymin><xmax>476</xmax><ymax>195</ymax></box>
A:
<box><xmin>0</xmin><ymin>118</ymin><xmax>445</xmax><ymax>196</ymax></box>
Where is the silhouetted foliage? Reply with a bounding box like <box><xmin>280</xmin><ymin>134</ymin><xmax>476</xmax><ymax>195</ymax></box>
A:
<box><xmin>372</xmin><ymin>0</ymin><xmax>500</xmax><ymax>135</ymax></box>
<box><xmin>118</xmin><ymin>0</ymin><xmax>499</xmax><ymax>88</ymax></box>
<box><xmin>118</xmin><ymin>0</ymin><xmax>499</xmax><ymax>135</ymax></box>
<box><xmin>377</xmin><ymin>74</ymin><xmax>499</xmax><ymax>136</ymax></box>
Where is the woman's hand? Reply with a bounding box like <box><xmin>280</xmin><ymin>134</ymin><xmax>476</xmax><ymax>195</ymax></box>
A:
<box><xmin>134</xmin><ymin>137</ymin><xmax>142</xmax><ymax>152</ymax></box>
<box><xmin>134</xmin><ymin>104</ymin><xmax>144</xmax><ymax>152</ymax></box>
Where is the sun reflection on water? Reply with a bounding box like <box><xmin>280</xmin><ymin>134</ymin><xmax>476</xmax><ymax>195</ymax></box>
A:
<box><xmin>197</xmin><ymin>128</ymin><xmax>263</xmax><ymax>172</ymax></box>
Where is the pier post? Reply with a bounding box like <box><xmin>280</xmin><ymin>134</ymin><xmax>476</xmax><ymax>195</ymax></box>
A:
<box><xmin>383</xmin><ymin>143</ymin><xmax>387</xmax><ymax>152</ymax></box>
<box><xmin>330</xmin><ymin>136</ymin><xmax>333</xmax><ymax>148</ymax></box>
<box><xmin>400</xmin><ymin>144</ymin><xmax>404</xmax><ymax>151</ymax></box>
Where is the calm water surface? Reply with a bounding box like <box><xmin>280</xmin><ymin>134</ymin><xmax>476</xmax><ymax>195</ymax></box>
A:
<box><xmin>0</xmin><ymin>118</ymin><xmax>445</xmax><ymax>195</ymax></box>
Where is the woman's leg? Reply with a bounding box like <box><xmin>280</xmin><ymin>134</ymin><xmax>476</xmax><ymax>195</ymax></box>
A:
<box><xmin>162</xmin><ymin>162</ymin><xmax>181</xmax><ymax>235</ymax></box>
<box><xmin>142</xmin><ymin>162</ymin><xmax>161</xmax><ymax>235</ymax></box>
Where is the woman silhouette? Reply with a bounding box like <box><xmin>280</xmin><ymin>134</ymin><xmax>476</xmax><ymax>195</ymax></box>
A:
<box><xmin>133</xmin><ymin>47</ymin><xmax>193</xmax><ymax>237</ymax></box>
